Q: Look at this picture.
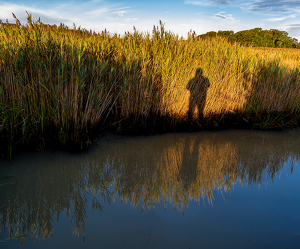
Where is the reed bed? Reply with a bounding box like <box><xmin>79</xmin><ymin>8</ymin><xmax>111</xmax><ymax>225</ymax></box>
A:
<box><xmin>1</xmin><ymin>16</ymin><xmax>300</xmax><ymax>157</ymax></box>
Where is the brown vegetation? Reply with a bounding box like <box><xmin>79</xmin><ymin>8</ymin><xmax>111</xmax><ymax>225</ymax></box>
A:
<box><xmin>1</xmin><ymin>16</ymin><xmax>300</xmax><ymax>157</ymax></box>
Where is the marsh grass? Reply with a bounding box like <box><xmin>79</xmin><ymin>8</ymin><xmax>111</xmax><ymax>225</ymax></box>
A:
<box><xmin>1</xmin><ymin>15</ymin><xmax>300</xmax><ymax>157</ymax></box>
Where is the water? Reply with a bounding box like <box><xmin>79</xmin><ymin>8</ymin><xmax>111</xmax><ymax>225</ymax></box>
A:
<box><xmin>1</xmin><ymin>129</ymin><xmax>300</xmax><ymax>248</ymax></box>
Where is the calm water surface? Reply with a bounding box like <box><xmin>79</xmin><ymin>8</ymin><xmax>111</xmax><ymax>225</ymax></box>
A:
<box><xmin>1</xmin><ymin>129</ymin><xmax>300</xmax><ymax>248</ymax></box>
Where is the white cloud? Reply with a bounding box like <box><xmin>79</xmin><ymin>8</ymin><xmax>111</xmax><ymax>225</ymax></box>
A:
<box><xmin>0</xmin><ymin>1</ymin><xmax>137</xmax><ymax>34</ymax></box>
<box><xmin>112</xmin><ymin>10</ymin><xmax>127</xmax><ymax>17</ymax></box>
<box><xmin>184</xmin><ymin>1</ymin><xmax>206</xmax><ymax>6</ymax></box>
<box><xmin>214</xmin><ymin>12</ymin><xmax>234</xmax><ymax>20</ymax></box>
<box><xmin>125</xmin><ymin>18</ymin><xmax>138</xmax><ymax>22</ymax></box>
<box><xmin>0</xmin><ymin>3</ymin><xmax>67</xmax><ymax>24</ymax></box>
<box><xmin>241</xmin><ymin>0</ymin><xmax>300</xmax><ymax>14</ymax></box>
<box><xmin>266</xmin><ymin>14</ymin><xmax>296</xmax><ymax>22</ymax></box>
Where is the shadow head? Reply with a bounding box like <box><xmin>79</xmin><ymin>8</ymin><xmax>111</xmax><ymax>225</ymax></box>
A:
<box><xmin>195</xmin><ymin>68</ymin><xmax>203</xmax><ymax>78</ymax></box>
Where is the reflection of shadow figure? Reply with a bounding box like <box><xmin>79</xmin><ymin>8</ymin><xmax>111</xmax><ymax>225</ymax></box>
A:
<box><xmin>186</xmin><ymin>68</ymin><xmax>210</xmax><ymax>121</ymax></box>
<box><xmin>178</xmin><ymin>135</ymin><xmax>201</xmax><ymax>191</ymax></box>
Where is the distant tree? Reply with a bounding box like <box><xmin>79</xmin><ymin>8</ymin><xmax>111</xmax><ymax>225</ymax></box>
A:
<box><xmin>198</xmin><ymin>28</ymin><xmax>299</xmax><ymax>48</ymax></box>
<box><xmin>217</xmin><ymin>30</ymin><xmax>234</xmax><ymax>37</ymax></box>
<box><xmin>206</xmin><ymin>31</ymin><xmax>217</xmax><ymax>37</ymax></box>
<box><xmin>197</xmin><ymin>31</ymin><xmax>217</xmax><ymax>40</ymax></box>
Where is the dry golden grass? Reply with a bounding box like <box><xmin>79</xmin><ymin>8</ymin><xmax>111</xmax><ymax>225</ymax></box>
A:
<box><xmin>1</xmin><ymin>16</ymin><xmax>300</xmax><ymax>156</ymax></box>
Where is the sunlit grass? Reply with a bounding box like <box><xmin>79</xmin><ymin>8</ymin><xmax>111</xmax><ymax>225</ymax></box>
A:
<box><xmin>1</xmin><ymin>15</ymin><xmax>300</xmax><ymax>157</ymax></box>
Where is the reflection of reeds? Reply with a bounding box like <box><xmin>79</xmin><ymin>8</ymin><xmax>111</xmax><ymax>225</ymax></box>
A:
<box><xmin>1</xmin><ymin>131</ymin><xmax>300</xmax><ymax>243</ymax></box>
<box><xmin>1</xmin><ymin>16</ymin><xmax>300</xmax><ymax>155</ymax></box>
<box><xmin>0</xmin><ymin>158</ymin><xmax>107</xmax><ymax>243</ymax></box>
<box><xmin>156</xmin><ymin>137</ymin><xmax>238</xmax><ymax>208</ymax></box>
<box><xmin>97</xmin><ymin>132</ymin><xmax>300</xmax><ymax>211</ymax></box>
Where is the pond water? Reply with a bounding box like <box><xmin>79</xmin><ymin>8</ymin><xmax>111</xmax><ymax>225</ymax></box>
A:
<box><xmin>1</xmin><ymin>129</ymin><xmax>300</xmax><ymax>248</ymax></box>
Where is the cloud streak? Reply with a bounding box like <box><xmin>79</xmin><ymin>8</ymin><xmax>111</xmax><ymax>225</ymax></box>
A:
<box><xmin>1</xmin><ymin>0</ymin><xmax>300</xmax><ymax>40</ymax></box>
<box><xmin>214</xmin><ymin>12</ymin><xmax>234</xmax><ymax>20</ymax></box>
<box><xmin>184</xmin><ymin>0</ymin><xmax>231</xmax><ymax>6</ymax></box>
<box><xmin>266</xmin><ymin>14</ymin><xmax>296</xmax><ymax>22</ymax></box>
<box><xmin>0</xmin><ymin>1</ymin><xmax>137</xmax><ymax>33</ymax></box>
<box><xmin>242</xmin><ymin>0</ymin><xmax>300</xmax><ymax>13</ymax></box>
<box><xmin>185</xmin><ymin>0</ymin><xmax>300</xmax><ymax>15</ymax></box>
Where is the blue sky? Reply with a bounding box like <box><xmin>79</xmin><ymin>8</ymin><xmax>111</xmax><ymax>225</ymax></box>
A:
<box><xmin>1</xmin><ymin>0</ymin><xmax>300</xmax><ymax>40</ymax></box>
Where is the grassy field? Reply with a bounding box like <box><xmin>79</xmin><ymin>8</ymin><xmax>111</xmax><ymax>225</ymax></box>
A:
<box><xmin>1</xmin><ymin>16</ymin><xmax>300</xmax><ymax>157</ymax></box>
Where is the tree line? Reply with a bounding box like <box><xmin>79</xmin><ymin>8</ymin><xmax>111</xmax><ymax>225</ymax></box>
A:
<box><xmin>198</xmin><ymin>28</ymin><xmax>300</xmax><ymax>48</ymax></box>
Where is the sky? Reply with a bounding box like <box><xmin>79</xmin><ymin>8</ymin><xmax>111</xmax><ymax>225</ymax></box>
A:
<box><xmin>0</xmin><ymin>0</ymin><xmax>300</xmax><ymax>40</ymax></box>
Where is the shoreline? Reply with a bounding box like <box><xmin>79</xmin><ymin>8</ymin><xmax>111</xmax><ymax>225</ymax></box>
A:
<box><xmin>1</xmin><ymin>111</ymin><xmax>299</xmax><ymax>158</ymax></box>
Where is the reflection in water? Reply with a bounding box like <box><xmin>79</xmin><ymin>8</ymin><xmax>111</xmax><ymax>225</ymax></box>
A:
<box><xmin>0</xmin><ymin>130</ymin><xmax>300</xmax><ymax>243</ymax></box>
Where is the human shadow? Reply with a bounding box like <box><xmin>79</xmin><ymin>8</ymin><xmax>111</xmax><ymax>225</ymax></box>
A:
<box><xmin>186</xmin><ymin>68</ymin><xmax>210</xmax><ymax>121</ymax></box>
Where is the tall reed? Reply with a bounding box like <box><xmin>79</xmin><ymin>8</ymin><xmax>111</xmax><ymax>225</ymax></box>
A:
<box><xmin>1</xmin><ymin>15</ymin><xmax>300</xmax><ymax>156</ymax></box>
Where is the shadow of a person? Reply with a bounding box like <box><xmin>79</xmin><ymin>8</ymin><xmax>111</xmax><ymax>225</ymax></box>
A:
<box><xmin>186</xmin><ymin>68</ymin><xmax>210</xmax><ymax>121</ymax></box>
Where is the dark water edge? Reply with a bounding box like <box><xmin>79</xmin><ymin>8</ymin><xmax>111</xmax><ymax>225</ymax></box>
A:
<box><xmin>1</xmin><ymin>129</ymin><xmax>300</xmax><ymax>248</ymax></box>
<box><xmin>1</xmin><ymin>111</ymin><xmax>299</xmax><ymax>159</ymax></box>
